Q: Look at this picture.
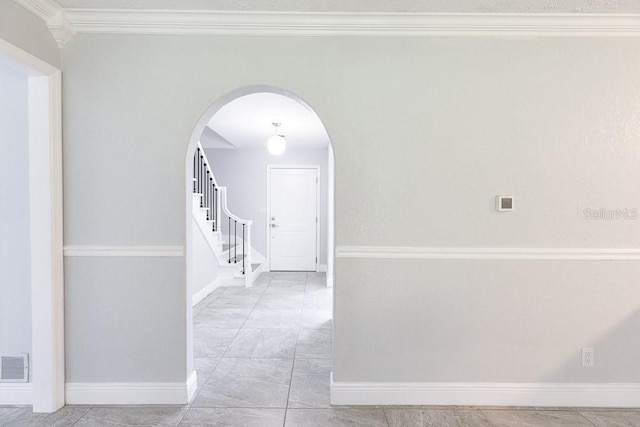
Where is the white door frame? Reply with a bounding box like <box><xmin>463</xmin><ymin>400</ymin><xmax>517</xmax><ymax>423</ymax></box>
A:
<box><xmin>0</xmin><ymin>39</ymin><xmax>64</xmax><ymax>413</ymax></box>
<box><xmin>266</xmin><ymin>165</ymin><xmax>321</xmax><ymax>272</ymax></box>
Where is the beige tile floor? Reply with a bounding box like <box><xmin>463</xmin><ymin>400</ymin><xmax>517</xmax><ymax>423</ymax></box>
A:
<box><xmin>2</xmin><ymin>272</ymin><xmax>640</xmax><ymax>426</ymax></box>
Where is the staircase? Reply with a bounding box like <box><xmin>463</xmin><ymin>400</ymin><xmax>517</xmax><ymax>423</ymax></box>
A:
<box><xmin>192</xmin><ymin>143</ymin><xmax>264</xmax><ymax>287</ymax></box>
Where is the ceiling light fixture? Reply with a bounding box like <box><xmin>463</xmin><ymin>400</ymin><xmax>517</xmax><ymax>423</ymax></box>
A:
<box><xmin>267</xmin><ymin>122</ymin><xmax>286</xmax><ymax>155</ymax></box>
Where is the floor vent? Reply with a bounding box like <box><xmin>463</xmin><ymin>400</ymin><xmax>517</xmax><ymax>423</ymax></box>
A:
<box><xmin>0</xmin><ymin>354</ymin><xmax>29</xmax><ymax>383</ymax></box>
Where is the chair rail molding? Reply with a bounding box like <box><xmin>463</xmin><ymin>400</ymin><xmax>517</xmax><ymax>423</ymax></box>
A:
<box><xmin>11</xmin><ymin>2</ymin><xmax>640</xmax><ymax>46</ymax></box>
<box><xmin>336</xmin><ymin>246</ymin><xmax>640</xmax><ymax>261</ymax></box>
<box><xmin>63</xmin><ymin>245</ymin><xmax>185</xmax><ymax>257</ymax></box>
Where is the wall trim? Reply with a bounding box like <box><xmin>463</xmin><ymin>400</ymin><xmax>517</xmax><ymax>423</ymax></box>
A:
<box><xmin>0</xmin><ymin>37</ymin><xmax>65</xmax><ymax>413</ymax></box>
<box><xmin>336</xmin><ymin>246</ymin><xmax>640</xmax><ymax>260</ymax></box>
<box><xmin>330</xmin><ymin>375</ymin><xmax>640</xmax><ymax>407</ymax></box>
<box><xmin>0</xmin><ymin>383</ymin><xmax>33</xmax><ymax>405</ymax></box>
<box><xmin>62</xmin><ymin>10</ymin><xmax>640</xmax><ymax>38</ymax></box>
<box><xmin>14</xmin><ymin>0</ymin><xmax>60</xmax><ymax>22</ymax></box>
<box><xmin>14</xmin><ymin>0</ymin><xmax>76</xmax><ymax>47</ymax></box>
<box><xmin>192</xmin><ymin>279</ymin><xmax>220</xmax><ymax>307</ymax></box>
<box><xmin>65</xmin><ymin>372</ymin><xmax>197</xmax><ymax>405</ymax></box>
<box><xmin>63</xmin><ymin>245</ymin><xmax>185</xmax><ymax>257</ymax></box>
<box><xmin>15</xmin><ymin>5</ymin><xmax>640</xmax><ymax>45</ymax></box>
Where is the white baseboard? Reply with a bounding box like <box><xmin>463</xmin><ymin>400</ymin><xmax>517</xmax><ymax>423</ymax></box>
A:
<box><xmin>66</xmin><ymin>372</ymin><xmax>197</xmax><ymax>405</ymax></box>
<box><xmin>0</xmin><ymin>383</ymin><xmax>32</xmax><ymax>405</ymax></box>
<box><xmin>330</xmin><ymin>374</ymin><xmax>640</xmax><ymax>407</ymax></box>
<box><xmin>318</xmin><ymin>264</ymin><xmax>327</xmax><ymax>273</ymax></box>
<box><xmin>192</xmin><ymin>279</ymin><xmax>220</xmax><ymax>306</ymax></box>
<box><xmin>220</xmin><ymin>278</ymin><xmax>245</xmax><ymax>287</ymax></box>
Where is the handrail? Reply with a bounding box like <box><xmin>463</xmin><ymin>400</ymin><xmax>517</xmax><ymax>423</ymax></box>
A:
<box><xmin>197</xmin><ymin>142</ymin><xmax>219</xmax><ymax>187</ymax></box>
<box><xmin>193</xmin><ymin>143</ymin><xmax>253</xmax><ymax>286</ymax></box>
<box><xmin>218</xmin><ymin>187</ymin><xmax>252</xmax><ymax>226</ymax></box>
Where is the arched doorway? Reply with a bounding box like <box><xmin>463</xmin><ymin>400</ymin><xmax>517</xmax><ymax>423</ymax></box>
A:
<box><xmin>184</xmin><ymin>86</ymin><xmax>335</xmax><ymax>405</ymax></box>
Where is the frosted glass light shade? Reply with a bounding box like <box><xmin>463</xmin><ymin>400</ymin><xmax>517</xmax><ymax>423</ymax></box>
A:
<box><xmin>267</xmin><ymin>135</ymin><xmax>286</xmax><ymax>155</ymax></box>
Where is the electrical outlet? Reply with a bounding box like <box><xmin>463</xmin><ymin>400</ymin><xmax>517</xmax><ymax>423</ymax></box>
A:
<box><xmin>582</xmin><ymin>348</ymin><xmax>594</xmax><ymax>367</ymax></box>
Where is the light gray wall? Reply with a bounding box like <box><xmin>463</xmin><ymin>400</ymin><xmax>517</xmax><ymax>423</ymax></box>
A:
<box><xmin>0</xmin><ymin>0</ymin><xmax>61</xmax><ymax>68</ymax></box>
<box><xmin>0</xmin><ymin>63</ymin><xmax>31</xmax><ymax>362</ymax></box>
<box><xmin>205</xmin><ymin>148</ymin><xmax>329</xmax><ymax>266</ymax></box>
<box><xmin>190</xmin><ymin>216</ymin><xmax>219</xmax><ymax>297</ymax></box>
<box><xmin>62</xmin><ymin>34</ymin><xmax>640</xmax><ymax>385</ymax></box>
<box><xmin>64</xmin><ymin>257</ymin><xmax>185</xmax><ymax>382</ymax></box>
<box><xmin>336</xmin><ymin>259</ymin><xmax>640</xmax><ymax>382</ymax></box>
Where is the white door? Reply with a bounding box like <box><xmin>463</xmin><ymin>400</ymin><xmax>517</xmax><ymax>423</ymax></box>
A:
<box><xmin>269</xmin><ymin>167</ymin><xmax>318</xmax><ymax>271</ymax></box>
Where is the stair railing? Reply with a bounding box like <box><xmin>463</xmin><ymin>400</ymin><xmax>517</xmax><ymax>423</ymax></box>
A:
<box><xmin>220</xmin><ymin>186</ymin><xmax>252</xmax><ymax>287</ymax></box>
<box><xmin>193</xmin><ymin>142</ymin><xmax>252</xmax><ymax>287</ymax></box>
<box><xmin>194</xmin><ymin>143</ymin><xmax>220</xmax><ymax>233</ymax></box>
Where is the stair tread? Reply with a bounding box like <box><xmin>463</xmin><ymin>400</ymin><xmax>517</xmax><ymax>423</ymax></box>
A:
<box><xmin>226</xmin><ymin>254</ymin><xmax>246</xmax><ymax>263</ymax></box>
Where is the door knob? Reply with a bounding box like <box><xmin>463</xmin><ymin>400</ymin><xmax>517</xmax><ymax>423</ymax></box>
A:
<box><xmin>271</xmin><ymin>224</ymin><xmax>278</xmax><ymax>228</ymax></box>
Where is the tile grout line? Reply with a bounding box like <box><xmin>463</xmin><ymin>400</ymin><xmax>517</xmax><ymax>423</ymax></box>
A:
<box><xmin>283</xmin><ymin>274</ymin><xmax>310</xmax><ymax>426</ymax></box>
<box><xmin>64</xmin><ymin>272</ymin><xmax>319</xmax><ymax>426</ymax></box>
<box><xmin>382</xmin><ymin>406</ymin><xmax>391</xmax><ymax>427</ymax></box>
<box><xmin>575</xmin><ymin>410</ymin><xmax>599</xmax><ymax>427</ymax></box>
<box><xmin>193</xmin><ymin>285</ymin><xmax>226</xmax><ymax>313</ymax></box>
<box><xmin>69</xmin><ymin>406</ymin><xmax>94</xmax><ymax>426</ymax></box>
<box><xmin>218</xmin><ymin>278</ymin><xmax>270</xmax><ymax>359</ymax></box>
<box><xmin>190</xmin><ymin>357</ymin><xmax>222</xmax><ymax>399</ymax></box>
<box><xmin>175</xmin><ymin>405</ymin><xmax>190</xmax><ymax>426</ymax></box>
<box><xmin>193</xmin><ymin>277</ymin><xmax>271</xmax><ymax>396</ymax></box>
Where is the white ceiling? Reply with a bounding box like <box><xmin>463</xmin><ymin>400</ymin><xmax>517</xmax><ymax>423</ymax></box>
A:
<box><xmin>55</xmin><ymin>0</ymin><xmax>638</xmax><ymax>13</ymax></box>
<box><xmin>206</xmin><ymin>92</ymin><xmax>329</xmax><ymax>150</ymax></box>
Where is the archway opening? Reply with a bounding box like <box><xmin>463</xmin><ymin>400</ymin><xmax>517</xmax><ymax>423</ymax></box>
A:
<box><xmin>184</xmin><ymin>86</ymin><xmax>335</xmax><ymax>401</ymax></box>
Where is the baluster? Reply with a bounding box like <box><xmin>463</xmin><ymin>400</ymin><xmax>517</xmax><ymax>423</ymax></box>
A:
<box><xmin>207</xmin><ymin>177</ymin><xmax>212</xmax><ymax>220</ymax></box>
<box><xmin>213</xmin><ymin>187</ymin><xmax>217</xmax><ymax>231</ymax></box>
<box><xmin>234</xmin><ymin>221</ymin><xmax>237</xmax><ymax>263</ymax></box>
<box><xmin>204</xmin><ymin>170</ymin><xmax>209</xmax><ymax>218</ymax></box>
<box><xmin>242</xmin><ymin>223</ymin><xmax>245</xmax><ymax>274</ymax></box>
<box><xmin>210</xmin><ymin>179</ymin><xmax>213</xmax><ymax>222</ymax></box>
<box><xmin>199</xmin><ymin>156</ymin><xmax>204</xmax><ymax>207</ymax></box>
<box><xmin>198</xmin><ymin>149</ymin><xmax>202</xmax><ymax>196</ymax></box>
<box><xmin>193</xmin><ymin>151</ymin><xmax>197</xmax><ymax>192</ymax></box>
<box><xmin>208</xmin><ymin>174</ymin><xmax>213</xmax><ymax>220</ymax></box>
<box><xmin>205</xmin><ymin>174</ymin><xmax>209</xmax><ymax>219</ymax></box>
<box><xmin>228</xmin><ymin>217</ymin><xmax>231</xmax><ymax>264</ymax></box>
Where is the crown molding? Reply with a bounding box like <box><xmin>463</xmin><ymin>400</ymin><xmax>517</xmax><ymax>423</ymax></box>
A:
<box><xmin>48</xmin><ymin>9</ymin><xmax>77</xmax><ymax>47</ymax></box>
<box><xmin>12</xmin><ymin>3</ymin><xmax>640</xmax><ymax>47</ymax></box>
<box><xmin>14</xmin><ymin>0</ymin><xmax>76</xmax><ymax>47</ymax></box>
<box><xmin>61</xmin><ymin>10</ymin><xmax>640</xmax><ymax>38</ymax></box>
<box><xmin>14</xmin><ymin>0</ymin><xmax>60</xmax><ymax>22</ymax></box>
